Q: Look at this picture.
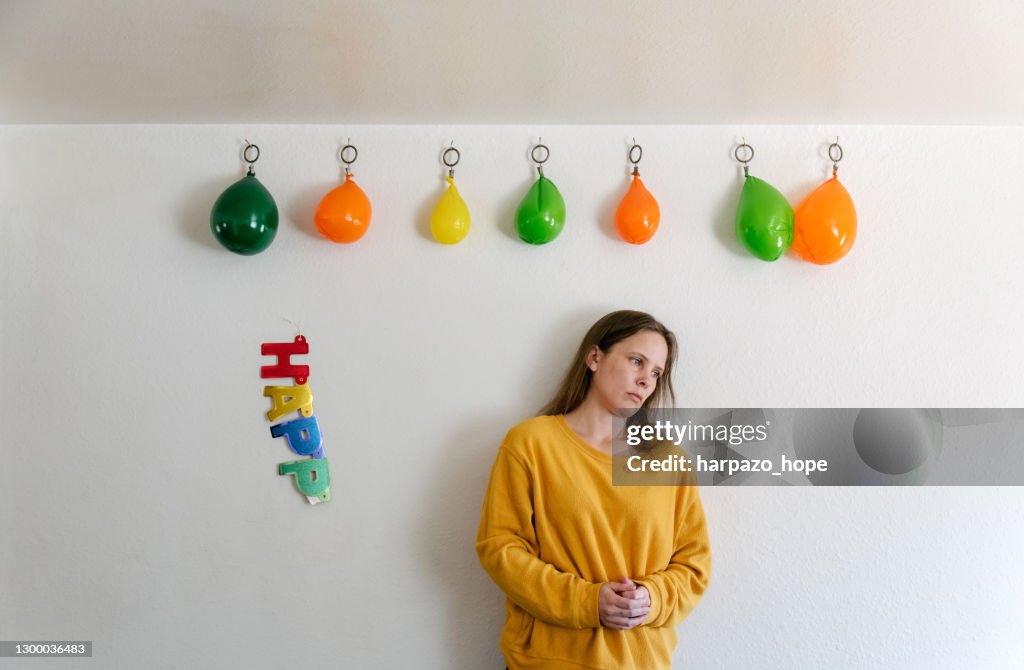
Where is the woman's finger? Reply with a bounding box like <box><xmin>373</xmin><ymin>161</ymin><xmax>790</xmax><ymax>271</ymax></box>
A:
<box><xmin>603</xmin><ymin>604</ymin><xmax>650</xmax><ymax>618</ymax></box>
<box><xmin>609</xmin><ymin>593</ymin><xmax>642</xmax><ymax>610</ymax></box>
<box><xmin>605</xmin><ymin>609</ymin><xmax>650</xmax><ymax>623</ymax></box>
<box><xmin>604</xmin><ymin>614</ymin><xmax>646</xmax><ymax>629</ymax></box>
<box><xmin>619</xmin><ymin>605</ymin><xmax>650</xmax><ymax>617</ymax></box>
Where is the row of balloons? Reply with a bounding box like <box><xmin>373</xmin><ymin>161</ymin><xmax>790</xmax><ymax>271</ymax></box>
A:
<box><xmin>210</xmin><ymin>139</ymin><xmax>856</xmax><ymax>264</ymax></box>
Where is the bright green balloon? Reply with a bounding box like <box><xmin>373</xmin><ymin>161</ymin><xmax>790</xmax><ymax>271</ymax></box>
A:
<box><xmin>515</xmin><ymin>174</ymin><xmax>565</xmax><ymax>245</ymax></box>
<box><xmin>210</xmin><ymin>173</ymin><xmax>279</xmax><ymax>255</ymax></box>
<box><xmin>735</xmin><ymin>175</ymin><xmax>793</xmax><ymax>261</ymax></box>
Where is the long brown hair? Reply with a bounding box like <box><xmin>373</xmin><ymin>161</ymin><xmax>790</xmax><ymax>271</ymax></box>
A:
<box><xmin>539</xmin><ymin>310</ymin><xmax>677</xmax><ymax>415</ymax></box>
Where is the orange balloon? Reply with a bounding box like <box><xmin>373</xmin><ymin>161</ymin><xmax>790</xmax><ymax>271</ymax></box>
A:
<box><xmin>792</xmin><ymin>174</ymin><xmax>857</xmax><ymax>264</ymax></box>
<box><xmin>614</xmin><ymin>173</ymin><xmax>660</xmax><ymax>244</ymax></box>
<box><xmin>314</xmin><ymin>174</ymin><xmax>372</xmax><ymax>243</ymax></box>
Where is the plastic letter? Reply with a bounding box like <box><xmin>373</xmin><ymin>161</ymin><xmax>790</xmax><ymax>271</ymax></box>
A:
<box><xmin>279</xmin><ymin>457</ymin><xmax>331</xmax><ymax>501</ymax></box>
<box><xmin>270</xmin><ymin>415</ymin><xmax>323</xmax><ymax>458</ymax></box>
<box><xmin>260</xmin><ymin>335</ymin><xmax>310</xmax><ymax>384</ymax></box>
<box><xmin>263</xmin><ymin>384</ymin><xmax>314</xmax><ymax>421</ymax></box>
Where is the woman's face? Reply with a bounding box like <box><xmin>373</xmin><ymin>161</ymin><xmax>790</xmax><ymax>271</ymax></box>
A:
<box><xmin>586</xmin><ymin>330</ymin><xmax>669</xmax><ymax>410</ymax></box>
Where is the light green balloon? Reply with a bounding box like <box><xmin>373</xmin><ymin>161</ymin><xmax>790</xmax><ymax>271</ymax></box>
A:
<box><xmin>515</xmin><ymin>174</ymin><xmax>566</xmax><ymax>245</ymax></box>
<box><xmin>735</xmin><ymin>175</ymin><xmax>793</xmax><ymax>261</ymax></box>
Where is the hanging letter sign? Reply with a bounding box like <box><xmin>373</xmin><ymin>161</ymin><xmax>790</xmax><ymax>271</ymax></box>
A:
<box><xmin>261</xmin><ymin>334</ymin><xmax>330</xmax><ymax>504</ymax></box>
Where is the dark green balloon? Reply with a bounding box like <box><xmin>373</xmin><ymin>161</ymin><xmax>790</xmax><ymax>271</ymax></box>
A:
<box><xmin>210</xmin><ymin>173</ymin><xmax>279</xmax><ymax>255</ymax></box>
<box><xmin>515</xmin><ymin>174</ymin><xmax>566</xmax><ymax>245</ymax></box>
<box><xmin>735</xmin><ymin>175</ymin><xmax>793</xmax><ymax>261</ymax></box>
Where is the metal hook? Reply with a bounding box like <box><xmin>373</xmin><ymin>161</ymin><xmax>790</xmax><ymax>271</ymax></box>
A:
<box><xmin>734</xmin><ymin>138</ymin><xmax>754</xmax><ymax>176</ymax></box>
<box><xmin>628</xmin><ymin>138</ymin><xmax>643</xmax><ymax>175</ymax></box>
<box><xmin>339</xmin><ymin>141</ymin><xmax>358</xmax><ymax>176</ymax></box>
<box><xmin>828</xmin><ymin>136</ymin><xmax>843</xmax><ymax>174</ymax></box>
<box><xmin>442</xmin><ymin>144</ymin><xmax>461</xmax><ymax>177</ymax></box>
<box><xmin>531</xmin><ymin>140</ymin><xmax>550</xmax><ymax>175</ymax></box>
<box><xmin>242</xmin><ymin>140</ymin><xmax>260</xmax><ymax>175</ymax></box>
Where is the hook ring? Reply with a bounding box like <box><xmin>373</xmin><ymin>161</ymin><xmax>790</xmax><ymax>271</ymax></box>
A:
<box><xmin>442</xmin><ymin>146</ymin><xmax>460</xmax><ymax>168</ymax></box>
<box><xmin>628</xmin><ymin>143</ymin><xmax>643</xmax><ymax>165</ymax></box>
<box><xmin>339</xmin><ymin>143</ymin><xmax>358</xmax><ymax>166</ymax></box>
<box><xmin>243</xmin><ymin>143</ymin><xmax>260</xmax><ymax>164</ymax></box>
<box><xmin>734</xmin><ymin>142</ymin><xmax>754</xmax><ymax>165</ymax></box>
<box><xmin>828</xmin><ymin>140</ymin><xmax>843</xmax><ymax>164</ymax></box>
<box><xmin>531</xmin><ymin>143</ymin><xmax>550</xmax><ymax>165</ymax></box>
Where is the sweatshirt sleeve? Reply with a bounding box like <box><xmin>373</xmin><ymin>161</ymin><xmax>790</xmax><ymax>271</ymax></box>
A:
<box><xmin>633</xmin><ymin>486</ymin><xmax>712</xmax><ymax>629</ymax></box>
<box><xmin>475</xmin><ymin>445</ymin><xmax>603</xmax><ymax>629</ymax></box>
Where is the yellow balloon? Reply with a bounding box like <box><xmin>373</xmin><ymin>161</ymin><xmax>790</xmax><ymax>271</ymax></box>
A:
<box><xmin>430</xmin><ymin>176</ymin><xmax>471</xmax><ymax>244</ymax></box>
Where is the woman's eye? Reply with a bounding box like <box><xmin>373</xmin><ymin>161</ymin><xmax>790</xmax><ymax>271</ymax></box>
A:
<box><xmin>631</xmin><ymin>357</ymin><xmax>641</xmax><ymax>366</ymax></box>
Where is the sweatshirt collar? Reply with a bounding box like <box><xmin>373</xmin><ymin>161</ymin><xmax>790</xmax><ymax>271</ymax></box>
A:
<box><xmin>554</xmin><ymin>414</ymin><xmax>613</xmax><ymax>465</ymax></box>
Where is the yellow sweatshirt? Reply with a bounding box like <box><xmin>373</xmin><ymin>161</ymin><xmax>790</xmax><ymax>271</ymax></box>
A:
<box><xmin>476</xmin><ymin>415</ymin><xmax>712</xmax><ymax>670</ymax></box>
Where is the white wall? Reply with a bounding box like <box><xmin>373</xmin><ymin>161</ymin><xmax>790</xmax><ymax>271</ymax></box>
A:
<box><xmin>2</xmin><ymin>124</ymin><xmax>1023</xmax><ymax>668</ymax></box>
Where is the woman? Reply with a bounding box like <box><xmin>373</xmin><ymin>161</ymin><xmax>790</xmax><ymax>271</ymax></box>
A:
<box><xmin>475</xmin><ymin>310</ymin><xmax>712</xmax><ymax>669</ymax></box>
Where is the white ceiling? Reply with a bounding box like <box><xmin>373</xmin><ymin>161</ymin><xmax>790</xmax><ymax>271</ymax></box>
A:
<box><xmin>2</xmin><ymin>0</ymin><xmax>1022</xmax><ymax>124</ymax></box>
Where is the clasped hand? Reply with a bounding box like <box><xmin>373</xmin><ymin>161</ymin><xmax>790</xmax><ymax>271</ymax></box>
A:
<box><xmin>598</xmin><ymin>577</ymin><xmax>650</xmax><ymax>630</ymax></box>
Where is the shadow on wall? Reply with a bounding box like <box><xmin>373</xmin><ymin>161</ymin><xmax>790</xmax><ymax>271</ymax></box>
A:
<box><xmin>288</xmin><ymin>178</ymin><xmax>348</xmax><ymax>241</ymax></box>
<box><xmin>413</xmin><ymin>308</ymin><xmax>630</xmax><ymax>668</ymax></box>
<box><xmin>178</xmin><ymin>178</ymin><xmax>240</xmax><ymax>252</ymax></box>
<box><xmin>415</xmin><ymin>180</ymin><xmax>442</xmax><ymax>243</ymax></box>
<box><xmin>495</xmin><ymin>175</ymin><xmax>538</xmax><ymax>244</ymax></box>
<box><xmin>711</xmin><ymin>167</ymin><xmax>747</xmax><ymax>259</ymax></box>
<box><xmin>415</xmin><ymin>411</ymin><xmax>513</xmax><ymax>670</ymax></box>
<box><xmin>597</xmin><ymin>175</ymin><xmax>628</xmax><ymax>243</ymax></box>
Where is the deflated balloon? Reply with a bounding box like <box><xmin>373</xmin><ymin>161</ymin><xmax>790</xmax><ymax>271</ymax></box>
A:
<box><xmin>792</xmin><ymin>175</ymin><xmax>857</xmax><ymax>264</ymax></box>
<box><xmin>615</xmin><ymin>173</ymin><xmax>660</xmax><ymax>244</ymax></box>
<box><xmin>314</xmin><ymin>174</ymin><xmax>372</xmax><ymax>243</ymax></box>
<box><xmin>430</xmin><ymin>176</ymin><xmax>471</xmax><ymax>244</ymax></box>
<box><xmin>735</xmin><ymin>175</ymin><xmax>793</xmax><ymax>261</ymax></box>
<box><xmin>210</xmin><ymin>174</ymin><xmax>279</xmax><ymax>255</ymax></box>
<box><xmin>515</xmin><ymin>174</ymin><xmax>565</xmax><ymax>245</ymax></box>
